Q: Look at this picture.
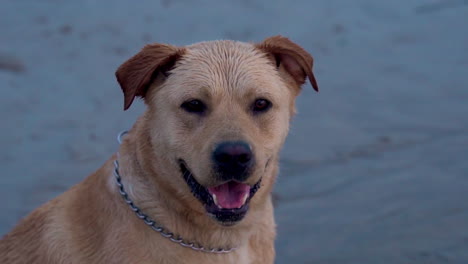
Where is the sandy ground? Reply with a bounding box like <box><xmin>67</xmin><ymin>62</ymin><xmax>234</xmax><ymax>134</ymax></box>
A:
<box><xmin>1</xmin><ymin>0</ymin><xmax>467</xmax><ymax>263</ymax></box>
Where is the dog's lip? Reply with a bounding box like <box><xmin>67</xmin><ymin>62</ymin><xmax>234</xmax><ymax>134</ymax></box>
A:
<box><xmin>178</xmin><ymin>159</ymin><xmax>261</xmax><ymax>221</ymax></box>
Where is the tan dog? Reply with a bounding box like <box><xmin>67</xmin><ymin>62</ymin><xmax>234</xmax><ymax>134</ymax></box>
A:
<box><xmin>0</xmin><ymin>36</ymin><xmax>318</xmax><ymax>264</ymax></box>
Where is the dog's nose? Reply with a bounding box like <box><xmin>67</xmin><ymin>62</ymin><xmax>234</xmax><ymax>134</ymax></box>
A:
<box><xmin>212</xmin><ymin>141</ymin><xmax>254</xmax><ymax>181</ymax></box>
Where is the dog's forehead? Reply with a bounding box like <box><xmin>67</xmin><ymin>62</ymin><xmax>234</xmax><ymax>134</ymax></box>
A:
<box><xmin>168</xmin><ymin>40</ymin><xmax>284</xmax><ymax>97</ymax></box>
<box><xmin>185</xmin><ymin>40</ymin><xmax>262</xmax><ymax>63</ymax></box>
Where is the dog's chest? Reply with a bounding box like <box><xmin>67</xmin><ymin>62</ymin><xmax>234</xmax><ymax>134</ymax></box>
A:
<box><xmin>153</xmin><ymin>246</ymin><xmax>252</xmax><ymax>264</ymax></box>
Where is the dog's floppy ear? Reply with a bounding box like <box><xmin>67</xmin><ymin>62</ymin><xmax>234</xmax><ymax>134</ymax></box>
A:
<box><xmin>255</xmin><ymin>35</ymin><xmax>318</xmax><ymax>91</ymax></box>
<box><xmin>116</xmin><ymin>43</ymin><xmax>185</xmax><ymax>110</ymax></box>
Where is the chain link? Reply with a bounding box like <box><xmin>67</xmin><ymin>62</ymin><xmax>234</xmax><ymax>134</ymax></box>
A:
<box><xmin>114</xmin><ymin>131</ymin><xmax>236</xmax><ymax>254</ymax></box>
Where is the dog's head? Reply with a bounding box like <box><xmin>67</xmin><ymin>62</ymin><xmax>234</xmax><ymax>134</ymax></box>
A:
<box><xmin>116</xmin><ymin>36</ymin><xmax>318</xmax><ymax>225</ymax></box>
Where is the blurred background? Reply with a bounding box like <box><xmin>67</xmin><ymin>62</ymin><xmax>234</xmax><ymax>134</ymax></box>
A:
<box><xmin>1</xmin><ymin>0</ymin><xmax>467</xmax><ymax>263</ymax></box>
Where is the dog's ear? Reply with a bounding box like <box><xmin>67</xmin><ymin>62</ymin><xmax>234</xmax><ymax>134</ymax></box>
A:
<box><xmin>116</xmin><ymin>43</ymin><xmax>185</xmax><ymax>110</ymax></box>
<box><xmin>255</xmin><ymin>35</ymin><xmax>318</xmax><ymax>92</ymax></box>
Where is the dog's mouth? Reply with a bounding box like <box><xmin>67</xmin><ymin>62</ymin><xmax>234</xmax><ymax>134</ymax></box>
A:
<box><xmin>178</xmin><ymin>159</ymin><xmax>261</xmax><ymax>225</ymax></box>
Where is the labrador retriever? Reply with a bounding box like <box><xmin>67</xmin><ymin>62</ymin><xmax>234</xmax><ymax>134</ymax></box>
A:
<box><xmin>0</xmin><ymin>35</ymin><xmax>318</xmax><ymax>264</ymax></box>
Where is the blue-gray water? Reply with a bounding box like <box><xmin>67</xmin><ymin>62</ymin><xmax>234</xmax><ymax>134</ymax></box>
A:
<box><xmin>1</xmin><ymin>1</ymin><xmax>467</xmax><ymax>263</ymax></box>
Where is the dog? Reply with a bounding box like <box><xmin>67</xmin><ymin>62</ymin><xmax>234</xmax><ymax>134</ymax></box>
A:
<box><xmin>0</xmin><ymin>35</ymin><xmax>318</xmax><ymax>264</ymax></box>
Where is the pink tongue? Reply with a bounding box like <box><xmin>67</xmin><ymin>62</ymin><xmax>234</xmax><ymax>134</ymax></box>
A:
<box><xmin>207</xmin><ymin>181</ymin><xmax>250</xmax><ymax>209</ymax></box>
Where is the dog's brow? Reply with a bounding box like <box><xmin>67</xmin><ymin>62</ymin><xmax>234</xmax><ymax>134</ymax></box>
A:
<box><xmin>242</xmin><ymin>88</ymin><xmax>278</xmax><ymax>101</ymax></box>
<box><xmin>179</xmin><ymin>87</ymin><xmax>212</xmax><ymax>101</ymax></box>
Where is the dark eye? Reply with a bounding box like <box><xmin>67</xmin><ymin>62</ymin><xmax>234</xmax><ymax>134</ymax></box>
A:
<box><xmin>181</xmin><ymin>99</ymin><xmax>206</xmax><ymax>114</ymax></box>
<box><xmin>252</xmin><ymin>99</ymin><xmax>272</xmax><ymax>113</ymax></box>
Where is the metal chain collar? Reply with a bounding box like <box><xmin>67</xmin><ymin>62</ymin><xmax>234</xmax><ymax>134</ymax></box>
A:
<box><xmin>113</xmin><ymin>131</ymin><xmax>236</xmax><ymax>254</ymax></box>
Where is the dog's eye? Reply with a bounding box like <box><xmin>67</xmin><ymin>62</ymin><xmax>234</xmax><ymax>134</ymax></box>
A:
<box><xmin>252</xmin><ymin>99</ymin><xmax>272</xmax><ymax>113</ymax></box>
<box><xmin>181</xmin><ymin>99</ymin><xmax>206</xmax><ymax>114</ymax></box>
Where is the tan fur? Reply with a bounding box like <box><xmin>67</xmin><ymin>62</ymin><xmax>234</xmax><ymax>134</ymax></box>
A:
<box><xmin>0</xmin><ymin>36</ymin><xmax>318</xmax><ymax>264</ymax></box>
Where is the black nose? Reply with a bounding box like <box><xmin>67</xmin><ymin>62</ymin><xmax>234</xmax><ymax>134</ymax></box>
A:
<box><xmin>212</xmin><ymin>141</ymin><xmax>254</xmax><ymax>181</ymax></box>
